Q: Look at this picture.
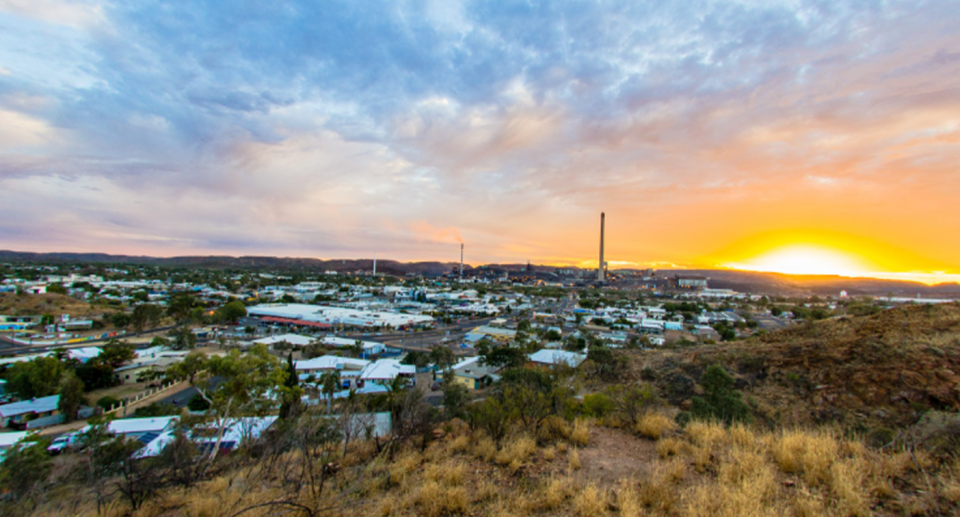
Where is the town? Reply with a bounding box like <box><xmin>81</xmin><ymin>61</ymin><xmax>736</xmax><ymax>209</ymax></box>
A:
<box><xmin>0</xmin><ymin>256</ymin><xmax>917</xmax><ymax>451</ymax></box>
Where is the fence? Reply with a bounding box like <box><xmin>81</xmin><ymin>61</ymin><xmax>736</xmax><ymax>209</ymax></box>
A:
<box><xmin>103</xmin><ymin>379</ymin><xmax>185</xmax><ymax>416</ymax></box>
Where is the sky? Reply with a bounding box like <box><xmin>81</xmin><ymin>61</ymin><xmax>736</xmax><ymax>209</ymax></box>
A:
<box><xmin>1</xmin><ymin>1</ymin><xmax>959</xmax><ymax>282</ymax></box>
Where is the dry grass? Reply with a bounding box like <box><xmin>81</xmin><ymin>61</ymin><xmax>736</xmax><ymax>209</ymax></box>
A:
<box><xmin>569</xmin><ymin>447</ymin><xmax>582</xmax><ymax>471</ymax></box>
<box><xmin>636</xmin><ymin>458</ymin><xmax>685</xmax><ymax>514</ymax></box>
<box><xmin>942</xmin><ymin>458</ymin><xmax>960</xmax><ymax>504</ymax></box>
<box><xmin>537</xmin><ymin>476</ymin><xmax>574</xmax><ymax>511</ymax></box>
<box><xmin>448</xmin><ymin>434</ymin><xmax>471</xmax><ymax>454</ymax></box>
<box><xmin>773</xmin><ymin>429</ymin><xmax>839</xmax><ymax>486</ymax></box>
<box><xmin>472</xmin><ymin>435</ymin><xmax>498</xmax><ymax>462</ymax></box>
<box><xmin>412</xmin><ymin>480</ymin><xmax>468</xmax><ymax>517</ymax></box>
<box><xmin>570</xmin><ymin>418</ymin><xmax>591</xmax><ymax>446</ymax></box>
<box><xmin>388</xmin><ymin>451</ymin><xmax>421</xmax><ymax>485</ymax></box>
<box><xmin>635</xmin><ymin>411</ymin><xmax>676</xmax><ymax>440</ymax></box>
<box><xmin>573</xmin><ymin>483</ymin><xmax>609</xmax><ymax>516</ymax></box>
<box><xmin>616</xmin><ymin>478</ymin><xmax>643</xmax><ymax>517</ymax></box>
<box><xmin>22</xmin><ymin>410</ymin><xmax>960</xmax><ymax>517</ymax></box>
<box><xmin>656</xmin><ymin>437</ymin><xmax>683</xmax><ymax>458</ymax></box>
<box><xmin>425</xmin><ymin>461</ymin><xmax>467</xmax><ymax>486</ymax></box>
<box><xmin>829</xmin><ymin>459</ymin><xmax>870</xmax><ymax>516</ymax></box>
<box><xmin>542</xmin><ymin>445</ymin><xmax>557</xmax><ymax>461</ymax></box>
<box><xmin>495</xmin><ymin>435</ymin><xmax>537</xmax><ymax>470</ymax></box>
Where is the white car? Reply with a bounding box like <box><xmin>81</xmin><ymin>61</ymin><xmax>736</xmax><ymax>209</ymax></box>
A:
<box><xmin>47</xmin><ymin>432</ymin><xmax>82</xmax><ymax>454</ymax></box>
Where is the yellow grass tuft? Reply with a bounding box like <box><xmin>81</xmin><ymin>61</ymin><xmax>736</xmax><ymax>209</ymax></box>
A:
<box><xmin>829</xmin><ymin>459</ymin><xmax>870</xmax><ymax>516</ymax></box>
<box><xmin>573</xmin><ymin>483</ymin><xmax>608</xmax><ymax>516</ymax></box>
<box><xmin>495</xmin><ymin>435</ymin><xmax>537</xmax><ymax>467</ymax></box>
<box><xmin>413</xmin><ymin>480</ymin><xmax>469</xmax><ymax>517</ymax></box>
<box><xmin>425</xmin><ymin>460</ymin><xmax>467</xmax><ymax>486</ymax></box>
<box><xmin>685</xmin><ymin>420</ymin><xmax>728</xmax><ymax>450</ymax></box>
<box><xmin>542</xmin><ymin>445</ymin><xmax>557</xmax><ymax>461</ymax></box>
<box><xmin>570</xmin><ymin>417</ymin><xmax>591</xmax><ymax>446</ymax></box>
<box><xmin>537</xmin><ymin>476</ymin><xmax>573</xmax><ymax>511</ymax></box>
<box><xmin>656</xmin><ymin>437</ymin><xmax>683</xmax><ymax>458</ymax></box>
<box><xmin>773</xmin><ymin>429</ymin><xmax>839</xmax><ymax>486</ymax></box>
<box><xmin>472</xmin><ymin>435</ymin><xmax>498</xmax><ymax>462</ymax></box>
<box><xmin>388</xmin><ymin>451</ymin><xmax>421</xmax><ymax>485</ymax></box>
<box><xmin>635</xmin><ymin>411</ymin><xmax>676</xmax><ymax>440</ymax></box>
<box><xmin>448</xmin><ymin>434</ymin><xmax>471</xmax><ymax>454</ymax></box>
<box><xmin>636</xmin><ymin>459</ymin><xmax>683</xmax><ymax>514</ymax></box>
<box><xmin>569</xmin><ymin>447</ymin><xmax>582</xmax><ymax>471</ymax></box>
<box><xmin>616</xmin><ymin>478</ymin><xmax>643</xmax><ymax>517</ymax></box>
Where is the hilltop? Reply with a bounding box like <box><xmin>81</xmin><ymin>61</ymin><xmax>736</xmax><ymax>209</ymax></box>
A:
<box><xmin>631</xmin><ymin>303</ymin><xmax>960</xmax><ymax>431</ymax></box>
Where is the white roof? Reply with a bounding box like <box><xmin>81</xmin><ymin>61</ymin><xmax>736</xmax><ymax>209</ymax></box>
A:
<box><xmin>253</xmin><ymin>334</ymin><xmax>314</xmax><ymax>346</ymax></box>
<box><xmin>0</xmin><ymin>395</ymin><xmax>60</xmax><ymax>418</ymax></box>
<box><xmin>295</xmin><ymin>355</ymin><xmax>370</xmax><ymax>371</ymax></box>
<box><xmin>360</xmin><ymin>359</ymin><xmax>415</xmax><ymax>381</ymax></box>
<box><xmin>0</xmin><ymin>431</ymin><xmax>31</xmax><ymax>448</ymax></box>
<box><xmin>247</xmin><ymin>303</ymin><xmax>433</xmax><ymax>328</ymax></box>
<box><xmin>135</xmin><ymin>416</ymin><xmax>277</xmax><ymax>458</ymax></box>
<box><xmin>528</xmin><ymin>349</ymin><xmax>586</xmax><ymax>367</ymax></box>
<box><xmin>105</xmin><ymin>416</ymin><xmax>178</xmax><ymax>435</ymax></box>
<box><xmin>451</xmin><ymin>356</ymin><xmax>481</xmax><ymax>371</ymax></box>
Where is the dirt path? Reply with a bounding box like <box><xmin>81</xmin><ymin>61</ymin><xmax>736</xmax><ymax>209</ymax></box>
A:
<box><xmin>576</xmin><ymin>425</ymin><xmax>658</xmax><ymax>486</ymax></box>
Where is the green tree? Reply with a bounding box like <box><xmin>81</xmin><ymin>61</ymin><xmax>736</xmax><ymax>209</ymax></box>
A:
<box><xmin>216</xmin><ymin>300</ymin><xmax>247</xmax><ymax>324</ymax></box>
<box><xmin>320</xmin><ymin>370</ymin><xmax>341</xmax><ymax>413</ymax></box>
<box><xmin>110</xmin><ymin>312</ymin><xmax>132</xmax><ymax>329</ymax></box>
<box><xmin>0</xmin><ymin>435</ymin><xmax>52</xmax><ymax>505</ymax></box>
<box><xmin>401</xmin><ymin>350</ymin><xmax>430</xmax><ymax>368</ymax></box>
<box><xmin>171</xmin><ymin>326</ymin><xmax>197</xmax><ymax>350</ymax></box>
<box><xmin>6</xmin><ymin>356</ymin><xmax>65</xmax><ymax>399</ymax></box>
<box><xmin>57</xmin><ymin>371</ymin><xmax>86</xmax><ymax>422</ymax></box>
<box><xmin>99</xmin><ymin>339</ymin><xmax>137</xmax><ymax>368</ymax></box>
<box><xmin>429</xmin><ymin>344</ymin><xmax>456</xmax><ymax>371</ymax></box>
<box><xmin>441</xmin><ymin>378</ymin><xmax>469</xmax><ymax>419</ymax></box>
<box><xmin>480</xmin><ymin>346</ymin><xmax>526</xmax><ymax>370</ymax></box>
<box><xmin>167</xmin><ymin>344</ymin><xmax>287</xmax><ymax>464</ymax></box>
<box><xmin>278</xmin><ymin>353</ymin><xmax>302</xmax><ymax>420</ymax></box>
<box><xmin>166</xmin><ymin>293</ymin><xmax>196</xmax><ymax>325</ymax></box>
<box><xmin>46</xmin><ymin>283</ymin><xmax>68</xmax><ymax>295</ymax></box>
<box><xmin>130</xmin><ymin>303</ymin><xmax>164</xmax><ymax>332</ymax></box>
<box><xmin>690</xmin><ymin>364</ymin><xmax>752</xmax><ymax>425</ymax></box>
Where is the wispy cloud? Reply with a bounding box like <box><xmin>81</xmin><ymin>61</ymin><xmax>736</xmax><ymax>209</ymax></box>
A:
<box><xmin>0</xmin><ymin>0</ymin><xmax>957</xmax><ymax>272</ymax></box>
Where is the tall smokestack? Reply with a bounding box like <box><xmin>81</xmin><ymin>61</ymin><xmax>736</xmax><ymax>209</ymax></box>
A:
<box><xmin>373</xmin><ymin>253</ymin><xmax>377</xmax><ymax>276</ymax></box>
<box><xmin>460</xmin><ymin>243</ymin><xmax>464</xmax><ymax>281</ymax></box>
<box><xmin>598</xmin><ymin>212</ymin><xmax>605</xmax><ymax>283</ymax></box>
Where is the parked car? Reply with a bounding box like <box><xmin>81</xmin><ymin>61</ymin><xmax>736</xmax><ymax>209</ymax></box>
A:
<box><xmin>47</xmin><ymin>432</ymin><xmax>82</xmax><ymax>455</ymax></box>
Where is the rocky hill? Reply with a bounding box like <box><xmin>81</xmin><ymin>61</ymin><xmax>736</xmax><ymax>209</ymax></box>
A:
<box><xmin>633</xmin><ymin>303</ymin><xmax>960</xmax><ymax>431</ymax></box>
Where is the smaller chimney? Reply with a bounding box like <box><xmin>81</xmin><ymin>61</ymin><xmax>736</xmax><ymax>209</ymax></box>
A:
<box><xmin>460</xmin><ymin>243</ymin><xmax>464</xmax><ymax>281</ymax></box>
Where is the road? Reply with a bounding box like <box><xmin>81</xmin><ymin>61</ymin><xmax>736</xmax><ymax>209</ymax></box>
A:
<box><xmin>0</xmin><ymin>325</ymin><xmax>177</xmax><ymax>356</ymax></box>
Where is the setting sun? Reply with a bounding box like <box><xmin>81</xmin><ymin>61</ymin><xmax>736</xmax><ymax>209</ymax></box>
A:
<box><xmin>727</xmin><ymin>245</ymin><xmax>870</xmax><ymax>276</ymax></box>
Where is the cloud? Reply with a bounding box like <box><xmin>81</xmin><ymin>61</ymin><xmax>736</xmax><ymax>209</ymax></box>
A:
<box><xmin>0</xmin><ymin>0</ymin><xmax>958</xmax><ymax>272</ymax></box>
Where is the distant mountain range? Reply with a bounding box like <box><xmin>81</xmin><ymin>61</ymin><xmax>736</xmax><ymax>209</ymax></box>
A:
<box><xmin>1</xmin><ymin>250</ymin><xmax>958</xmax><ymax>297</ymax></box>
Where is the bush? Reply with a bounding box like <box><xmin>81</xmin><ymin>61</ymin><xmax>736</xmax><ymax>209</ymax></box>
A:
<box><xmin>582</xmin><ymin>392</ymin><xmax>614</xmax><ymax>418</ymax></box>
<box><xmin>690</xmin><ymin>364</ymin><xmax>752</xmax><ymax>425</ymax></box>
<box><xmin>187</xmin><ymin>394</ymin><xmax>211</xmax><ymax>411</ymax></box>
<box><xmin>96</xmin><ymin>396</ymin><xmax>120</xmax><ymax>410</ymax></box>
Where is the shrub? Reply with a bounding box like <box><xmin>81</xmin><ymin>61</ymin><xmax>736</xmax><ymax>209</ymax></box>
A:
<box><xmin>96</xmin><ymin>395</ymin><xmax>120</xmax><ymax>410</ymax></box>
<box><xmin>690</xmin><ymin>364</ymin><xmax>752</xmax><ymax>425</ymax></box>
<box><xmin>187</xmin><ymin>393</ymin><xmax>210</xmax><ymax>411</ymax></box>
<box><xmin>582</xmin><ymin>392</ymin><xmax>614</xmax><ymax>418</ymax></box>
